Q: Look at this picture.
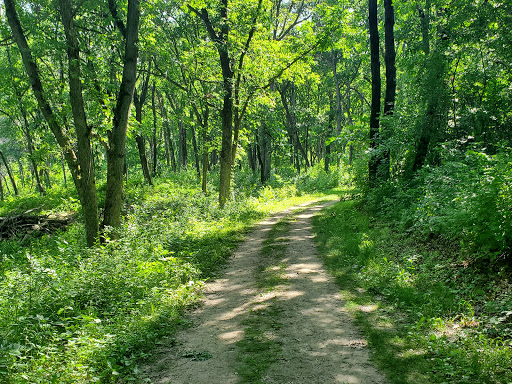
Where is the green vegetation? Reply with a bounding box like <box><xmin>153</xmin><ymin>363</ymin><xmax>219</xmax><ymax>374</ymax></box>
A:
<box><xmin>236</xmin><ymin>214</ymin><xmax>292</xmax><ymax>383</ymax></box>
<box><xmin>0</xmin><ymin>0</ymin><xmax>510</xmax><ymax>382</ymax></box>
<box><xmin>314</xmin><ymin>176</ymin><xmax>512</xmax><ymax>384</ymax></box>
<box><xmin>0</xmin><ymin>167</ymin><xmax>336</xmax><ymax>383</ymax></box>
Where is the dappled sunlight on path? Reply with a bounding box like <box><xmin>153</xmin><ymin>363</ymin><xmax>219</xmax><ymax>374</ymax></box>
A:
<box><xmin>142</xmin><ymin>201</ymin><xmax>388</xmax><ymax>384</ymax></box>
<box><xmin>262</xmin><ymin>204</ymin><xmax>387</xmax><ymax>384</ymax></box>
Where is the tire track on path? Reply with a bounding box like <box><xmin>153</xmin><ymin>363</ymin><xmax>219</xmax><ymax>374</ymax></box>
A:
<box><xmin>142</xmin><ymin>201</ymin><xmax>388</xmax><ymax>384</ymax></box>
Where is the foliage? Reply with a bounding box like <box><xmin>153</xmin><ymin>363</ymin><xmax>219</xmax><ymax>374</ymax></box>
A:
<box><xmin>0</xmin><ymin>169</ymin><xmax>335</xmax><ymax>383</ymax></box>
<box><xmin>314</xmin><ymin>187</ymin><xmax>512</xmax><ymax>384</ymax></box>
<box><xmin>362</xmin><ymin>145</ymin><xmax>512</xmax><ymax>265</ymax></box>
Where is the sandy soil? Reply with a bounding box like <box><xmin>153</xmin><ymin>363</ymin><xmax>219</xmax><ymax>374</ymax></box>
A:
<box><xmin>142</xmin><ymin>201</ymin><xmax>388</xmax><ymax>384</ymax></box>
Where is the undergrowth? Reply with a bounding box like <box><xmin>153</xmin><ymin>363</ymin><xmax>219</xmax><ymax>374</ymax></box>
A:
<box><xmin>313</xmin><ymin>185</ymin><xmax>512</xmax><ymax>384</ymax></box>
<box><xmin>0</xmin><ymin>165</ymin><xmax>339</xmax><ymax>383</ymax></box>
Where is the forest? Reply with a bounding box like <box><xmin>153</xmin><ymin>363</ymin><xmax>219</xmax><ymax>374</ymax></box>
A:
<box><xmin>0</xmin><ymin>0</ymin><xmax>511</xmax><ymax>382</ymax></box>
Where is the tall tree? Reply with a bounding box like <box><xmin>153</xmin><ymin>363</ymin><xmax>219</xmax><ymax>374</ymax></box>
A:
<box><xmin>368</xmin><ymin>0</ymin><xmax>381</xmax><ymax>186</ymax></box>
<box><xmin>381</xmin><ymin>0</ymin><xmax>396</xmax><ymax>180</ymax></box>
<box><xmin>5</xmin><ymin>0</ymin><xmax>98</xmax><ymax>244</ymax></box>
<box><xmin>102</xmin><ymin>0</ymin><xmax>141</xmax><ymax>230</ymax></box>
<box><xmin>5</xmin><ymin>0</ymin><xmax>141</xmax><ymax>244</ymax></box>
<box><xmin>133</xmin><ymin>67</ymin><xmax>153</xmax><ymax>185</ymax></box>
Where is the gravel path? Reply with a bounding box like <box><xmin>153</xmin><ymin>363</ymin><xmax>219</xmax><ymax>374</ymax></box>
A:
<box><xmin>142</xmin><ymin>201</ymin><xmax>388</xmax><ymax>384</ymax></box>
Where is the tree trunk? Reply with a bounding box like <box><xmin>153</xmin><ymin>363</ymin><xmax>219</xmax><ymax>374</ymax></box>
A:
<box><xmin>178</xmin><ymin>120</ymin><xmax>188</xmax><ymax>169</ymax></box>
<box><xmin>248</xmin><ymin>142</ymin><xmax>257</xmax><ymax>174</ymax></box>
<box><xmin>191</xmin><ymin>111</ymin><xmax>201</xmax><ymax>178</ymax></box>
<box><xmin>0</xmin><ymin>175</ymin><xmax>3</xmax><ymax>201</ymax></box>
<box><xmin>325</xmin><ymin>93</ymin><xmax>335</xmax><ymax>173</ymax></box>
<box><xmin>160</xmin><ymin>95</ymin><xmax>177</xmax><ymax>172</ymax></box>
<box><xmin>201</xmin><ymin>107</ymin><xmax>209</xmax><ymax>193</ymax></box>
<box><xmin>61</xmin><ymin>152</ymin><xmax>67</xmax><ymax>186</ymax></box>
<box><xmin>17</xmin><ymin>159</ymin><xmax>24</xmax><ymax>188</ymax></box>
<box><xmin>151</xmin><ymin>82</ymin><xmax>158</xmax><ymax>176</ymax></box>
<box><xmin>6</xmin><ymin>47</ymin><xmax>45</xmax><ymax>194</ymax></box>
<box><xmin>332</xmin><ymin>50</ymin><xmax>343</xmax><ymax>135</ymax></box>
<box><xmin>133</xmin><ymin>71</ymin><xmax>153</xmax><ymax>185</ymax></box>
<box><xmin>159</xmin><ymin>92</ymin><xmax>171</xmax><ymax>168</ymax></box>
<box><xmin>411</xmin><ymin>0</ymin><xmax>449</xmax><ymax>174</ymax></box>
<box><xmin>0</xmin><ymin>151</ymin><xmax>18</xmax><ymax>196</ymax></box>
<box><xmin>102</xmin><ymin>0</ymin><xmax>140</xmax><ymax>230</ymax></box>
<box><xmin>381</xmin><ymin>0</ymin><xmax>396</xmax><ymax>181</ymax></box>
<box><xmin>190</xmin><ymin>2</ymin><xmax>233</xmax><ymax>207</ymax></box>
<box><xmin>368</xmin><ymin>0</ymin><xmax>381</xmax><ymax>187</ymax></box>
<box><xmin>2</xmin><ymin>175</ymin><xmax>10</xmax><ymax>194</ymax></box>
<box><xmin>60</xmin><ymin>0</ymin><xmax>99</xmax><ymax>246</ymax></box>
<box><xmin>280</xmin><ymin>81</ymin><xmax>310</xmax><ymax>170</ymax></box>
<box><xmin>258</xmin><ymin>124</ymin><xmax>272</xmax><ymax>184</ymax></box>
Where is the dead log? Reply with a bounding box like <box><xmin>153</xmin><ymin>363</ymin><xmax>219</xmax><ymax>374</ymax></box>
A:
<box><xmin>0</xmin><ymin>210</ymin><xmax>75</xmax><ymax>241</ymax></box>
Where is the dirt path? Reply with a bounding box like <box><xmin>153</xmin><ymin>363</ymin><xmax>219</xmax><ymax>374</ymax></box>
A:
<box><xmin>142</xmin><ymin>201</ymin><xmax>388</xmax><ymax>384</ymax></box>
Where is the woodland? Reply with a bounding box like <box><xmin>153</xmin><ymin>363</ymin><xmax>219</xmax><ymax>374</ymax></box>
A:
<box><xmin>0</xmin><ymin>0</ymin><xmax>511</xmax><ymax>382</ymax></box>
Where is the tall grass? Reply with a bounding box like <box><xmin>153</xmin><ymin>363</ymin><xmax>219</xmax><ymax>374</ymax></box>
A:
<box><xmin>0</xmin><ymin>164</ymin><xmax>340</xmax><ymax>383</ymax></box>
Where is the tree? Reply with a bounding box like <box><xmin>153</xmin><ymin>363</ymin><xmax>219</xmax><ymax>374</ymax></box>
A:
<box><xmin>381</xmin><ymin>0</ymin><xmax>396</xmax><ymax>180</ymax></box>
<box><xmin>5</xmin><ymin>0</ymin><xmax>140</xmax><ymax>244</ymax></box>
<box><xmin>368</xmin><ymin>0</ymin><xmax>381</xmax><ymax>186</ymax></box>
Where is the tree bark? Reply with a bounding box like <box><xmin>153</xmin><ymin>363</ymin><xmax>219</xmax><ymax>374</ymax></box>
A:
<box><xmin>368</xmin><ymin>0</ymin><xmax>381</xmax><ymax>187</ymax></box>
<box><xmin>60</xmin><ymin>0</ymin><xmax>99</xmax><ymax>245</ymax></box>
<box><xmin>280</xmin><ymin>81</ymin><xmax>310</xmax><ymax>170</ymax></box>
<box><xmin>191</xmin><ymin>121</ymin><xmax>201</xmax><ymax>178</ymax></box>
<box><xmin>6</xmin><ymin>48</ymin><xmax>45</xmax><ymax>194</ymax></box>
<box><xmin>160</xmin><ymin>93</ymin><xmax>177</xmax><ymax>172</ymax></box>
<box><xmin>102</xmin><ymin>0</ymin><xmax>141</xmax><ymax>230</ymax></box>
<box><xmin>151</xmin><ymin>82</ymin><xmax>158</xmax><ymax>176</ymax></box>
<box><xmin>201</xmin><ymin>106</ymin><xmax>210</xmax><ymax>193</ymax></box>
<box><xmin>133</xmin><ymin>70</ymin><xmax>153</xmax><ymax>185</ymax></box>
<box><xmin>381</xmin><ymin>0</ymin><xmax>396</xmax><ymax>181</ymax></box>
<box><xmin>332</xmin><ymin>50</ymin><xmax>343</xmax><ymax>135</ymax></box>
<box><xmin>190</xmin><ymin>2</ymin><xmax>234</xmax><ymax>207</ymax></box>
<box><xmin>178</xmin><ymin>120</ymin><xmax>188</xmax><ymax>169</ymax></box>
<box><xmin>0</xmin><ymin>151</ymin><xmax>18</xmax><ymax>196</ymax></box>
<box><xmin>5</xmin><ymin>0</ymin><xmax>96</xmax><ymax>234</ymax></box>
<box><xmin>325</xmin><ymin>93</ymin><xmax>335</xmax><ymax>173</ymax></box>
<box><xmin>258</xmin><ymin>123</ymin><xmax>272</xmax><ymax>184</ymax></box>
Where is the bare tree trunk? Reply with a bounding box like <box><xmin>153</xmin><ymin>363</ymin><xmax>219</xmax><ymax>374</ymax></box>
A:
<box><xmin>280</xmin><ymin>81</ymin><xmax>310</xmax><ymax>170</ymax></box>
<box><xmin>0</xmin><ymin>151</ymin><xmax>18</xmax><ymax>196</ymax></box>
<box><xmin>103</xmin><ymin>0</ymin><xmax>141</xmax><ymax>230</ymax></box>
<box><xmin>332</xmin><ymin>50</ymin><xmax>343</xmax><ymax>135</ymax></box>
<box><xmin>258</xmin><ymin>123</ymin><xmax>272</xmax><ymax>184</ymax></box>
<box><xmin>17</xmin><ymin>159</ymin><xmax>24</xmax><ymax>188</ymax></box>
<box><xmin>133</xmin><ymin>69</ymin><xmax>153</xmax><ymax>185</ymax></box>
<box><xmin>368</xmin><ymin>0</ymin><xmax>381</xmax><ymax>187</ymax></box>
<box><xmin>201</xmin><ymin>107</ymin><xmax>210</xmax><ymax>193</ymax></box>
<box><xmin>325</xmin><ymin>93</ymin><xmax>335</xmax><ymax>173</ymax></box>
<box><xmin>151</xmin><ymin>82</ymin><xmax>158</xmax><ymax>176</ymax></box>
<box><xmin>158</xmin><ymin>92</ymin><xmax>171</xmax><ymax>168</ymax></box>
<box><xmin>248</xmin><ymin>142</ymin><xmax>257</xmax><ymax>174</ymax></box>
<box><xmin>191</xmin><ymin>111</ymin><xmax>201</xmax><ymax>178</ymax></box>
<box><xmin>2</xmin><ymin>174</ymin><xmax>10</xmax><ymax>194</ymax></box>
<box><xmin>380</xmin><ymin>0</ymin><xmax>396</xmax><ymax>181</ymax></box>
<box><xmin>178</xmin><ymin>120</ymin><xmax>188</xmax><ymax>169</ymax></box>
<box><xmin>61</xmin><ymin>152</ymin><xmax>67</xmax><ymax>186</ymax></box>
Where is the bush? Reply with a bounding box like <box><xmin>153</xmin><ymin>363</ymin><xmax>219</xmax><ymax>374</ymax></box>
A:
<box><xmin>365</xmin><ymin>145</ymin><xmax>512</xmax><ymax>265</ymax></box>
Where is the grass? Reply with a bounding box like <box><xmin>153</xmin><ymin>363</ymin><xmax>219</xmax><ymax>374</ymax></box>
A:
<box><xmin>235</xmin><ymin>213</ymin><xmax>297</xmax><ymax>383</ymax></box>
<box><xmin>0</xmin><ymin>168</ymin><xmax>334</xmax><ymax>384</ymax></box>
<box><xmin>312</xmin><ymin>186</ymin><xmax>512</xmax><ymax>384</ymax></box>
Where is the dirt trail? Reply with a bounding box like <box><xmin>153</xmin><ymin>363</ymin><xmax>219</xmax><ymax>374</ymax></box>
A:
<box><xmin>142</xmin><ymin>201</ymin><xmax>388</xmax><ymax>384</ymax></box>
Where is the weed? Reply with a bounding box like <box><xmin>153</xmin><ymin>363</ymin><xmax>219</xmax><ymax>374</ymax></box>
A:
<box><xmin>313</xmin><ymin>191</ymin><xmax>512</xmax><ymax>384</ymax></box>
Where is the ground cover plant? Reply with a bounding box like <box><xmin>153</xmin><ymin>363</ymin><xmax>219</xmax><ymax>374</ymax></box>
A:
<box><xmin>313</xmin><ymin>176</ymin><xmax>512</xmax><ymax>384</ymax></box>
<box><xmin>0</xmin><ymin>166</ymin><xmax>338</xmax><ymax>383</ymax></box>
